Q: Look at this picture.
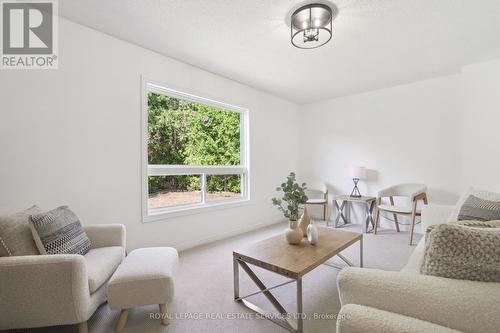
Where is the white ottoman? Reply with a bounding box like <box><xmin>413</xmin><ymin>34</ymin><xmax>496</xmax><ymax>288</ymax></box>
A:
<box><xmin>107</xmin><ymin>247</ymin><xmax>179</xmax><ymax>332</ymax></box>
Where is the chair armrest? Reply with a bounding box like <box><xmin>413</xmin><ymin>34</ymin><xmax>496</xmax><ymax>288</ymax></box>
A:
<box><xmin>421</xmin><ymin>205</ymin><xmax>454</xmax><ymax>230</ymax></box>
<box><xmin>84</xmin><ymin>224</ymin><xmax>126</xmax><ymax>249</ymax></box>
<box><xmin>0</xmin><ymin>254</ymin><xmax>90</xmax><ymax>329</ymax></box>
<box><xmin>337</xmin><ymin>267</ymin><xmax>500</xmax><ymax>333</ymax></box>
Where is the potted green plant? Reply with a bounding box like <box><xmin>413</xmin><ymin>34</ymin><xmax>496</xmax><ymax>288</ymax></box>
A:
<box><xmin>272</xmin><ymin>172</ymin><xmax>308</xmax><ymax>245</ymax></box>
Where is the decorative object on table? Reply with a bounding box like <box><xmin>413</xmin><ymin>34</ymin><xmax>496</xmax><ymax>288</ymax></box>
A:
<box><xmin>272</xmin><ymin>172</ymin><xmax>308</xmax><ymax>245</ymax></box>
<box><xmin>350</xmin><ymin>166</ymin><xmax>366</xmax><ymax>198</ymax></box>
<box><xmin>374</xmin><ymin>183</ymin><xmax>428</xmax><ymax>245</ymax></box>
<box><xmin>331</xmin><ymin>195</ymin><xmax>376</xmax><ymax>233</ymax></box>
<box><xmin>30</xmin><ymin>205</ymin><xmax>91</xmax><ymax>255</ymax></box>
<box><xmin>305</xmin><ymin>182</ymin><xmax>329</xmax><ymax>220</ymax></box>
<box><xmin>299</xmin><ymin>206</ymin><xmax>311</xmax><ymax>237</ymax></box>
<box><xmin>285</xmin><ymin>220</ymin><xmax>303</xmax><ymax>245</ymax></box>
<box><xmin>307</xmin><ymin>221</ymin><xmax>318</xmax><ymax>245</ymax></box>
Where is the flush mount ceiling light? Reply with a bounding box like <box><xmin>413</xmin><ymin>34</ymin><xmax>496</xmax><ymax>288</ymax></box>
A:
<box><xmin>290</xmin><ymin>3</ymin><xmax>336</xmax><ymax>49</ymax></box>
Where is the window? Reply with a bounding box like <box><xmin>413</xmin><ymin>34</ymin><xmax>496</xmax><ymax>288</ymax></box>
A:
<box><xmin>142</xmin><ymin>80</ymin><xmax>249</xmax><ymax>221</ymax></box>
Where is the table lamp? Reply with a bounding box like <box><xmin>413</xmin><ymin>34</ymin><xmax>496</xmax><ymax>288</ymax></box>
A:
<box><xmin>350</xmin><ymin>166</ymin><xmax>366</xmax><ymax>197</ymax></box>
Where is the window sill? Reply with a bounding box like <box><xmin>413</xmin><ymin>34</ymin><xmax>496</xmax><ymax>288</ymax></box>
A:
<box><xmin>142</xmin><ymin>198</ymin><xmax>251</xmax><ymax>223</ymax></box>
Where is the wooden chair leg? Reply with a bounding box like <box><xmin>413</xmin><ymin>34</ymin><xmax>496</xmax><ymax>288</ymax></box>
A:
<box><xmin>374</xmin><ymin>208</ymin><xmax>381</xmax><ymax>234</ymax></box>
<box><xmin>409</xmin><ymin>213</ymin><xmax>417</xmax><ymax>245</ymax></box>
<box><xmin>409</xmin><ymin>200</ymin><xmax>419</xmax><ymax>245</ymax></box>
<box><xmin>159</xmin><ymin>304</ymin><xmax>170</xmax><ymax>325</ymax></box>
<box><xmin>116</xmin><ymin>309</ymin><xmax>129</xmax><ymax>332</ymax></box>
<box><xmin>389</xmin><ymin>196</ymin><xmax>400</xmax><ymax>232</ymax></box>
<box><xmin>323</xmin><ymin>203</ymin><xmax>327</xmax><ymax>221</ymax></box>
<box><xmin>393</xmin><ymin>214</ymin><xmax>400</xmax><ymax>232</ymax></box>
<box><xmin>78</xmin><ymin>322</ymin><xmax>88</xmax><ymax>333</ymax></box>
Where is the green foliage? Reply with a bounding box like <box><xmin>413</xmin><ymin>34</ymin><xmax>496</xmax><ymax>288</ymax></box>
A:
<box><xmin>147</xmin><ymin>93</ymin><xmax>241</xmax><ymax>194</ymax></box>
<box><xmin>271</xmin><ymin>172</ymin><xmax>308</xmax><ymax>221</ymax></box>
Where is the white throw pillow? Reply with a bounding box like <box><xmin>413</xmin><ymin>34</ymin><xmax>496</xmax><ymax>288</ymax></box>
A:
<box><xmin>447</xmin><ymin>187</ymin><xmax>500</xmax><ymax>222</ymax></box>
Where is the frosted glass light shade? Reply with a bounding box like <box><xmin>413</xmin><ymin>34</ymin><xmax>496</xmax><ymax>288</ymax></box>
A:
<box><xmin>350</xmin><ymin>166</ymin><xmax>366</xmax><ymax>180</ymax></box>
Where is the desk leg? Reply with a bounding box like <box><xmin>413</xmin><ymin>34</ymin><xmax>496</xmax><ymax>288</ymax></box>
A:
<box><xmin>333</xmin><ymin>200</ymin><xmax>340</xmax><ymax>228</ymax></box>
<box><xmin>233</xmin><ymin>258</ymin><xmax>239</xmax><ymax>299</ymax></box>
<box><xmin>364</xmin><ymin>201</ymin><xmax>376</xmax><ymax>233</ymax></box>
<box><xmin>297</xmin><ymin>278</ymin><xmax>303</xmax><ymax>333</ymax></box>
<box><xmin>360</xmin><ymin>237</ymin><xmax>364</xmax><ymax>268</ymax></box>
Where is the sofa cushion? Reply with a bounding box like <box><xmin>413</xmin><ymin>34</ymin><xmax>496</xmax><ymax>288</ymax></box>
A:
<box><xmin>0</xmin><ymin>205</ymin><xmax>42</xmax><ymax>257</ymax></box>
<box><xmin>421</xmin><ymin>222</ymin><xmax>500</xmax><ymax>282</ymax></box>
<box><xmin>30</xmin><ymin>206</ymin><xmax>91</xmax><ymax>255</ymax></box>
<box><xmin>84</xmin><ymin>246</ymin><xmax>123</xmax><ymax>293</ymax></box>
<box><xmin>458</xmin><ymin>195</ymin><xmax>500</xmax><ymax>221</ymax></box>
<box><xmin>448</xmin><ymin>187</ymin><xmax>500</xmax><ymax>222</ymax></box>
<box><xmin>337</xmin><ymin>304</ymin><xmax>463</xmax><ymax>333</ymax></box>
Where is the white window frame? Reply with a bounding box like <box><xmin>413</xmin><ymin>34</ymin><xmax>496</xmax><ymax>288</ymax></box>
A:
<box><xmin>141</xmin><ymin>79</ymin><xmax>250</xmax><ymax>222</ymax></box>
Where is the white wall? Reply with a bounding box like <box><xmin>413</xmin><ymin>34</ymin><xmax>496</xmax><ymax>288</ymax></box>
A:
<box><xmin>301</xmin><ymin>75</ymin><xmax>462</xmax><ymax>226</ymax></box>
<box><xmin>459</xmin><ymin>59</ymin><xmax>500</xmax><ymax>193</ymax></box>
<box><xmin>0</xmin><ymin>18</ymin><xmax>302</xmax><ymax>250</ymax></box>
<box><xmin>301</xmin><ymin>58</ymin><xmax>500</xmax><ymax>228</ymax></box>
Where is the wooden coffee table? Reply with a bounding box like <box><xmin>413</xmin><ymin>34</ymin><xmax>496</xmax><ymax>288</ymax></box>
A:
<box><xmin>233</xmin><ymin>227</ymin><xmax>362</xmax><ymax>333</ymax></box>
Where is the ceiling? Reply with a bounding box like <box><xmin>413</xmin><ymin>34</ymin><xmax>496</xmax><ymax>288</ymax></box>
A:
<box><xmin>59</xmin><ymin>0</ymin><xmax>500</xmax><ymax>104</ymax></box>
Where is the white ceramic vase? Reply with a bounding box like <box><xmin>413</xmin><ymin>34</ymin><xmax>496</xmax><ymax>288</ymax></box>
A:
<box><xmin>298</xmin><ymin>206</ymin><xmax>311</xmax><ymax>237</ymax></box>
<box><xmin>307</xmin><ymin>221</ymin><xmax>318</xmax><ymax>245</ymax></box>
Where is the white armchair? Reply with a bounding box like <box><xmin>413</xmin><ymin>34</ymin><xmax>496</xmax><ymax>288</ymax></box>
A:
<box><xmin>0</xmin><ymin>224</ymin><xmax>126</xmax><ymax>333</ymax></box>
<box><xmin>374</xmin><ymin>183</ymin><xmax>428</xmax><ymax>245</ymax></box>
<box><xmin>336</xmin><ymin>204</ymin><xmax>500</xmax><ymax>333</ymax></box>
<box><xmin>306</xmin><ymin>182</ymin><xmax>328</xmax><ymax>220</ymax></box>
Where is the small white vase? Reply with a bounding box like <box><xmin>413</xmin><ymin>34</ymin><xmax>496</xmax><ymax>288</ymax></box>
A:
<box><xmin>307</xmin><ymin>221</ymin><xmax>318</xmax><ymax>245</ymax></box>
<box><xmin>299</xmin><ymin>207</ymin><xmax>311</xmax><ymax>237</ymax></box>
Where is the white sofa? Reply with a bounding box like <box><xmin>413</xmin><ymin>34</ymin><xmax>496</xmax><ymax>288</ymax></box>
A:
<box><xmin>0</xmin><ymin>224</ymin><xmax>126</xmax><ymax>332</ymax></box>
<box><xmin>336</xmin><ymin>205</ymin><xmax>500</xmax><ymax>333</ymax></box>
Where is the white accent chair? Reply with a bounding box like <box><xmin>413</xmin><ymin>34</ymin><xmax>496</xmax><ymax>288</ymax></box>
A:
<box><xmin>374</xmin><ymin>183</ymin><xmax>428</xmax><ymax>245</ymax></box>
<box><xmin>306</xmin><ymin>182</ymin><xmax>328</xmax><ymax>220</ymax></box>
<box><xmin>336</xmin><ymin>204</ymin><xmax>500</xmax><ymax>333</ymax></box>
<box><xmin>0</xmin><ymin>224</ymin><xmax>126</xmax><ymax>333</ymax></box>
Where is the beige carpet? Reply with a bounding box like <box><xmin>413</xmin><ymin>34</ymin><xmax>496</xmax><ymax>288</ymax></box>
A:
<box><xmin>5</xmin><ymin>222</ymin><xmax>420</xmax><ymax>333</ymax></box>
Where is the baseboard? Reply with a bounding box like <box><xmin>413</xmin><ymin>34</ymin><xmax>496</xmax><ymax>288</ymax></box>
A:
<box><xmin>173</xmin><ymin>218</ymin><xmax>286</xmax><ymax>251</ymax></box>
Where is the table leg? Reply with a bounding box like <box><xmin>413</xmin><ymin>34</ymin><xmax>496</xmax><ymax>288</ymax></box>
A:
<box><xmin>360</xmin><ymin>237</ymin><xmax>363</xmax><ymax>268</ymax></box>
<box><xmin>333</xmin><ymin>200</ymin><xmax>340</xmax><ymax>228</ymax></box>
<box><xmin>296</xmin><ymin>278</ymin><xmax>303</xmax><ymax>333</ymax></box>
<box><xmin>364</xmin><ymin>201</ymin><xmax>376</xmax><ymax>233</ymax></box>
<box><xmin>233</xmin><ymin>258</ymin><xmax>239</xmax><ymax>299</ymax></box>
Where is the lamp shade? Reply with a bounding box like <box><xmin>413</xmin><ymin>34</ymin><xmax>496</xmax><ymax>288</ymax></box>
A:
<box><xmin>350</xmin><ymin>166</ymin><xmax>366</xmax><ymax>180</ymax></box>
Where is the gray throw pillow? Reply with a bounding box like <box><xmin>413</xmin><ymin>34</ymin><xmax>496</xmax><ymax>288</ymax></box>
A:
<box><xmin>458</xmin><ymin>195</ymin><xmax>500</xmax><ymax>221</ymax></box>
<box><xmin>30</xmin><ymin>206</ymin><xmax>91</xmax><ymax>255</ymax></box>
<box><xmin>0</xmin><ymin>205</ymin><xmax>42</xmax><ymax>256</ymax></box>
<box><xmin>421</xmin><ymin>221</ymin><xmax>500</xmax><ymax>282</ymax></box>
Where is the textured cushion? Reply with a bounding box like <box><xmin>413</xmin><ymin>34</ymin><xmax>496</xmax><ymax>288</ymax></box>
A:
<box><xmin>84</xmin><ymin>246</ymin><xmax>123</xmax><ymax>293</ymax></box>
<box><xmin>30</xmin><ymin>206</ymin><xmax>91</xmax><ymax>255</ymax></box>
<box><xmin>448</xmin><ymin>187</ymin><xmax>500</xmax><ymax>222</ymax></box>
<box><xmin>458</xmin><ymin>195</ymin><xmax>500</xmax><ymax>221</ymax></box>
<box><xmin>421</xmin><ymin>222</ymin><xmax>500</xmax><ymax>282</ymax></box>
<box><xmin>0</xmin><ymin>205</ymin><xmax>42</xmax><ymax>257</ymax></box>
<box><xmin>107</xmin><ymin>247</ymin><xmax>179</xmax><ymax>309</ymax></box>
